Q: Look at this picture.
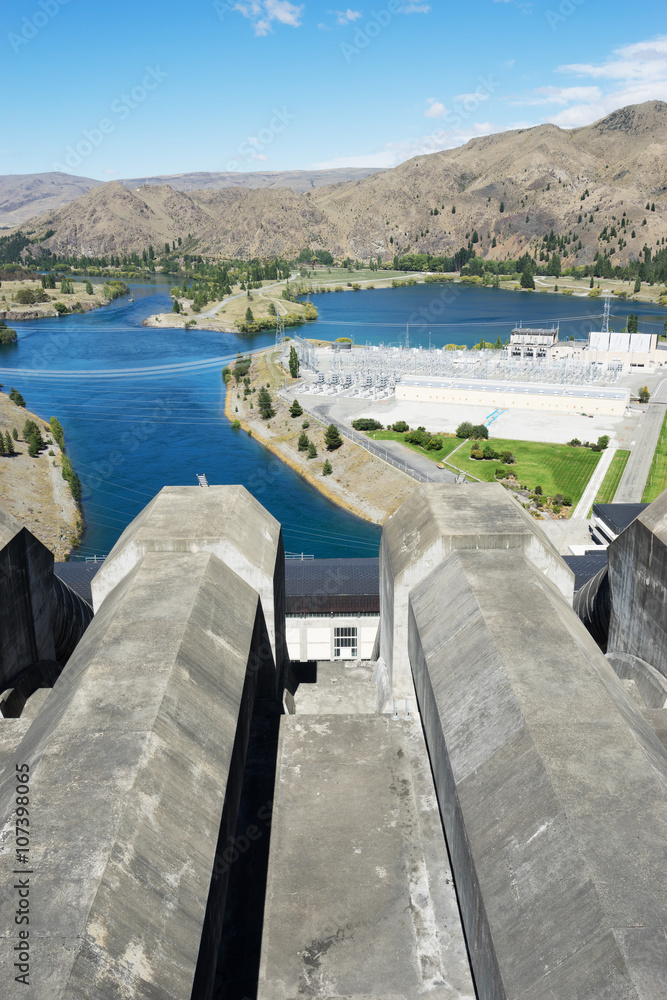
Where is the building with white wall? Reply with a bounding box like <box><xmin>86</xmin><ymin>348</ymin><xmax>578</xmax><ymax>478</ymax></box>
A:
<box><xmin>285</xmin><ymin>558</ymin><xmax>379</xmax><ymax>662</ymax></box>
<box><xmin>396</xmin><ymin>376</ymin><xmax>629</xmax><ymax>415</ymax></box>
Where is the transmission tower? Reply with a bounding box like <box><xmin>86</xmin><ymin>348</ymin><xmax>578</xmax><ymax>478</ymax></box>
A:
<box><xmin>602</xmin><ymin>294</ymin><xmax>611</xmax><ymax>334</ymax></box>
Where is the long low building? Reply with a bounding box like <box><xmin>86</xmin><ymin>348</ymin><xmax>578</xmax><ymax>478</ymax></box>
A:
<box><xmin>396</xmin><ymin>375</ymin><xmax>630</xmax><ymax>414</ymax></box>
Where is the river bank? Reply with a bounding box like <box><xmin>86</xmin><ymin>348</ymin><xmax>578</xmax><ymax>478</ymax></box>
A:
<box><xmin>223</xmin><ymin>347</ymin><xmax>416</xmax><ymax>524</ymax></box>
<box><xmin>0</xmin><ymin>391</ymin><xmax>82</xmax><ymax>558</ymax></box>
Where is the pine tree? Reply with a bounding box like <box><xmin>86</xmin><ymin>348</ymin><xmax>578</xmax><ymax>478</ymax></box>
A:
<box><xmin>257</xmin><ymin>385</ymin><xmax>275</xmax><ymax>419</ymax></box>
<box><xmin>322</xmin><ymin>459</ymin><xmax>332</xmax><ymax>475</ymax></box>
<box><xmin>12</xmin><ymin>428</ymin><xmax>18</xmax><ymax>441</ymax></box>
<box><xmin>5</xmin><ymin>431</ymin><xmax>15</xmax><ymax>455</ymax></box>
<box><xmin>634</xmin><ymin>277</ymin><xmax>641</xmax><ymax>293</ymax></box>
<box><xmin>9</xmin><ymin>388</ymin><xmax>26</xmax><ymax>407</ymax></box>
<box><xmin>298</xmin><ymin>431</ymin><xmax>309</xmax><ymax>451</ymax></box>
<box><xmin>245</xmin><ymin>306</ymin><xmax>254</xmax><ymax>322</ymax></box>
<box><xmin>0</xmin><ymin>433</ymin><xmax>5</xmax><ymax>456</ymax></box>
<box><xmin>85</xmin><ymin>280</ymin><xmax>93</xmax><ymax>295</ymax></box>
<box><xmin>289</xmin><ymin>399</ymin><xmax>303</xmax><ymax>418</ymax></box>
<box><xmin>324</xmin><ymin>423</ymin><xmax>343</xmax><ymax>450</ymax></box>
<box><xmin>307</xmin><ymin>441</ymin><xmax>317</xmax><ymax>459</ymax></box>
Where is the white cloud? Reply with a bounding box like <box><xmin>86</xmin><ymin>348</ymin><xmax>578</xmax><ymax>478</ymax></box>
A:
<box><xmin>512</xmin><ymin>85</ymin><xmax>602</xmax><ymax>107</ymax></box>
<box><xmin>397</xmin><ymin>2</ymin><xmax>431</xmax><ymax>12</ymax></box>
<box><xmin>424</xmin><ymin>99</ymin><xmax>446</xmax><ymax>118</ymax></box>
<box><xmin>233</xmin><ymin>0</ymin><xmax>304</xmax><ymax>34</ymax></box>
<box><xmin>333</xmin><ymin>8</ymin><xmax>362</xmax><ymax>24</ymax></box>
<box><xmin>549</xmin><ymin>35</ymin><xmax>667</xmax><ymax>127</ymax></box>
<box><xmin>252</xmin><ymin>153</ymin><xmax>269</xmax><ymax>160</ymax></box>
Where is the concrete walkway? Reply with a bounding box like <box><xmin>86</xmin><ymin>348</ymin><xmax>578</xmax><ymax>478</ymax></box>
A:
<box><xmin>615</xmin><ymin>379</ymin><xmax>667</xmax><ymax>502</ymax></box>
<box><xmin>572</xmin><ymin>445</ymin><xmax>617</xmax><ymax>519</ymax></box>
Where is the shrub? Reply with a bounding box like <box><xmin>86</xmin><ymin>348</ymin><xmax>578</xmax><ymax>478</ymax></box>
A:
<box><xmin>597</xmin><ymin>435</ymin><xmax>609</xmax><ymax>450</ymax></box>
<box><xmin>15</xmin><ymin>288</ymin><xmax>36</xmax><ymax>305</ymax></box>
<box><xmin>231</xmin><ymin>420</ymin><xmax>241</xmax><ymax>429</ymax></box>
<box><xmin>405</xmin><ymin>428</ymin><xmax>431</xmax><ymax>447</ymax></box>
<box><xmin>323</xmin><ymin>459</ymin><xmax>332</xmax><ymax>475</ymax></box>
<box><xmin>392</xmin><ymin>421</ymin><xmax>409</xmax><ymax>432</ymax></box>
<box><xmin>302</xmin><ymin>420</ymin><xmax>309</xmax><ymax>429</ymax></box>
<box><xmin>427</xmin><ymin>436</ymin><xmax>443</xmax><ymax>450</ymax></box>
<box><xmin>568</xmin><ymin>438</ymin><xmax>581</xmax><ymax>447</ymax></box>
<box><xmin>534</xmin><ymin>485</ymin><xmax>543</xmax><ymax>495</ymax></box>
<box><xmin>470</xmin><ymin>449</ymin><xmax>484</xmax><ymax>460</ymax></box>
<box><xmin>553</xmin><ymin>494</ymin><xmax>564</xmax><ymax>505</ymax></box>
<box><xmin>352</xmin><ymin>418</ymin><xmax>383</xmax><ymax>431</ymax></box>
<box><xmin>483</xmin><ymin>444</ymin><xmax>498</xmax><ymax>459</ymax></box>
<box><xmin>552</xmin><ymin>505</ymin><xmax>561</xmax><ymax>515</ymax></box>
<box><xmin>298</xmin><ymin>431</ymin><xmax>309</xmax><ymax>451</ymax></box>
<box><xmin>289</xmin><ymin>399</ymin><xmax>303</xmax><ymax>418</ymax></box>
<box><xmin>53</xmin><ymin>302</ymin><xmax>69</xmax><ymax>315</ymax></box>
<box><xmin>563</xmin><ymin>496</ymin><xmax>573</xmax><ymax>507</ymax></box>
<box><xmin>501</xmin><ymin>450</ymin><xmax>516</xmax><ymax>465</ymax></box>
<box><xmin>456</xmin><ymin>421</ymin><xmax>473</xmax><ymax>438</ymax></box>
<box><xmin>471</xmin><ymin>424</ymin><xmax>489</xmax><ymax>440</ymax></box>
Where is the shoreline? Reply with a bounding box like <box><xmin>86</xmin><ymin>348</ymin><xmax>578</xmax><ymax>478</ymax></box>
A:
<box><xmin>223</xmin><ymin>351</ymin><xmax>415</xmax><ymax>525</ymax></box>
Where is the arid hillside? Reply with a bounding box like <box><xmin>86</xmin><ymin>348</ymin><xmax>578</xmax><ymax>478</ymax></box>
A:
<box><xmin>11</xmin><ymin>101</ymin><xmax>667</xmax><ymax>265</ymax></box>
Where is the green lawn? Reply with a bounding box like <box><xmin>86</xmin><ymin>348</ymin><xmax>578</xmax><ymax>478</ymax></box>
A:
<box><xmin>437</xmin><ymin>437</ymin><xmax>600</xmax><ymax>503</ymax></box>
<box><xmin>367</xmin><ymin>430</ymin><xmax>464</xmax><ymax>463</ymax></box>
<box><xmin>594</xmin><ymin>450</ymin><xmax>630</xmax><ymax>504</ymax></box>
<box><xmin>297</xmin><ymin>268</ymin><xmax>408</xmax><ymax>284</ymax></box>
<box><xmin>642</xmin><ymin>410</ymin><xmax>667</xmax><ymax>502</ymax></box>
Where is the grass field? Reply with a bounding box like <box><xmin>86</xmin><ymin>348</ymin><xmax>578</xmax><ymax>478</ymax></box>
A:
<box><xmin>642</xmin><ymin>411</ymin><xmax>667</xmax><ymax>502</ymax></box>
<box><xmin>367</xmin><ymin>429</ymin><xmax>464</xmax><ymax>463</ymax></box>
<box><xmin>594</xmin><ymin>449</ymin><xmax>631</xmax><ymax>504</ymax></box>
<box><xmin>417</xmin><ymin>436</ymin><xmax>601</xmax><ymax>503</ymax></box>
<box><xmin>296</xmin><ymin>268</ymin><xmax>406</xmax><ymax>284</ymax></box>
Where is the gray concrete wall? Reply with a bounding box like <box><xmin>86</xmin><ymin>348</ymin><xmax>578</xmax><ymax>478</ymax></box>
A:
<box><xmin>0</xmin><ymin>549</ymin><xmax>275</xmax><ymax>1000</ymax></box>
<box><xmin>91</xmin><ymin>485</ymin><xmax>288</xmax><ymax>698</ymax></box>
<box><xmin>0</xmin><ymin>508</ymin><xmax>55</xmax><ymax>688</ymax></box>
<box><xmin>379</xmin><ymin>483</ymin><xmax>574</xmax><ymax>703</ymax></box>
<box><xmin>409</xmin><ymin>549</ymin><xmax>667</xmax><ymax>1000</ymax></box>
<box><xmin>608</xmin><ymin>489</ymin><xmax>667</xmax><ymax>679</ymax></box>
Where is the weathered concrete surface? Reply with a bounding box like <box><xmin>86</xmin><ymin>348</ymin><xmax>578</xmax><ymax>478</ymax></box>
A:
<box><xmin>292</xmin><ymin>659</ymin><xmax>378</xmax><ymax>714</ymax></box>
<box><xmin>91</xmin><ymin>486</ymin><xmax>288</xmax><ymax>694</ymax></box>
<box><xmin>379</xmin><ymin>483</ymin><xmax>574</xmax><ymax>702</ymax></box>
<box><xmin>409</xmin><ymin>549</ymin><xmax>667</xmax><ymax>1000</ymax></box>
<box><xmin>0</xmin><ymin>507</ymin><xmax>56</xmax><ymax>688</ymax></box>
<box><xmin>0</xmin><ymin>549</ymin><xmax>275</xmax><ymax>1000</ymax></box>
<box><xmin>608</xmin><ymin>488</ymin><xmax>667</xmax><ymax>680</ymax></box>
<box><xmin>258</xmin><ymin>715</ymin><xmax>475</xmax><ymax>1000</ymax></box>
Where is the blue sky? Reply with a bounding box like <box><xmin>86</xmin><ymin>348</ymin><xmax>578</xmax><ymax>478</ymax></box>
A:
<box><xmin>2</xmin><ymin>0</ymin><xmax>666</xmax><ymax>180</ymax></box>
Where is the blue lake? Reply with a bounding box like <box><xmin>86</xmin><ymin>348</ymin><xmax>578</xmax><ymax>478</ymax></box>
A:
<box><xmin>1</xmin><ymin>277</ymin><xmax>665</xmax><ymax>559</ymax></box>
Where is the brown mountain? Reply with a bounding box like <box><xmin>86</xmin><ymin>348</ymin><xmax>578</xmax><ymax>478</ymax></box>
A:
<box><xmin>13</xmin><ymin>101</ymin><xmax>667</xmax><ymax>264</ymax></box>
<box><xmin>0</xmin><ymin>167</ymin><xmax>383</xmax><ymax>228</ymax></box>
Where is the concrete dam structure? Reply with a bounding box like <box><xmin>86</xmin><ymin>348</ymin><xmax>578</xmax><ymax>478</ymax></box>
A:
<box><xmin>0</xmin><ymin>483</ymin><xmax>665</xmax><ymax>999</ymax></box>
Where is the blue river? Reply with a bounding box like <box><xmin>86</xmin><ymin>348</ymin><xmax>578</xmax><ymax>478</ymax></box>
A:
<box><xmin>1</xmin><ymin>276</ymin><xmax>665</xmax><ymax>559</ymax></box>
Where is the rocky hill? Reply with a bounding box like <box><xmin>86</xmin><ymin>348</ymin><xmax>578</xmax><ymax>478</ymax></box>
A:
<box><xmin>0</xmin><ymin>167</ymin><xmax>383</xmax><ymax>228</ymax></box>
<box><xmin>11</xmin><ymin>101</ymin><xmax>667</xmax><ymax>265</ymax></box>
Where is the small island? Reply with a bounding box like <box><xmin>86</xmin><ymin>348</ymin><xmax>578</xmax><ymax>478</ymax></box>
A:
<box><xmin>0</xmin><ymin>268</ymin><xmax>129</xmax><ymax>322</ymax></box>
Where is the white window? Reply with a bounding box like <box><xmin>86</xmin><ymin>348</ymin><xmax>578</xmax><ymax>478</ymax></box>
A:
<box><xmin>334</xmin><ymin>626</ymin><xmax>358</xmax><ymax>659</ymax></box>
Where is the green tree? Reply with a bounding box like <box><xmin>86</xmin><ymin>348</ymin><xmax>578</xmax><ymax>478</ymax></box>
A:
<box><xmin>12</xmin><ymin>428</ymin><xmax>18</xmax><ymax>441</ymax></box>
<box><xmin>85</xmin><ymin>280</ymin><xmax>94</xmax><ymax>295</ymax></box>
<box><xmin>289</xmin><ymin>345</ymin><xmax>300</xmax><ymax>379</ymax></box>
<box><xmin>471</xmin><ymin>424</ymin><xmax>489</xmax><ymax>440</ymax></box>
<box><xmin>322</xmin><ymin>459</ymin><xmax>332</xmax><ymax>475</ymax></box>
<box><xmin>172</xmin><ymin>299</ymin><xmax>181</xmax><ymax>313</ymax></box>
<box><xmin>627</xmin><ymin>313</ymin><xmax>639</xmax><ymax>333</ymax></box>
<box><xmin>245</xmin><ymin>306</ymin><xmax>254</xmax><ymax>323</ymax></box>
<box><xmin>5</xmin><ymin>431</ymin><xmax>15</xmax><ymax>455</ymax></box>
<box><xmin>597</xmin><ymin>435</ymin><xmax>610</xmax><ymax>450</ymax></box>
<box><xmin>638</xmin><ymin>386</ymin><xmax>650</xmax><ymax>403</ymax></box>
<box><xmin>9</xmin><ymin>388</ymin><xmax>26</xmax><ymax>407</ymax></box>
<box><xmin>520</xmin><ymin>266</ymin><xmax>535</xmax><ymax>290</ymax></box>
<box><xmin>307</xmin><ymin>441</ymin><xmax>317</xmax><ymax>459</ymax></box>
<box><xmin>499</xmin><ymin>201</ymin><xmax>504</xmax><ymax>213</ymax></box>
<box><xmin>267</xmin><ymin>301</ymin><xmax>277</xmax><ymax>316</ymax></box>
<box><xmin>634</xmin><ymin>277</ymin><xmax>641</xmax><ymax>293</ymax></box>
<box><xmin>324</xmin><ymin>423</ymin><xmax>343</xmax><ymax>450</ymax></box>
<box><xmin>49</xmin><ymin>417</ymin><xmax>65</xmax><ymax>449</ymax></box>
<box><xmin>289</xmin><ymin>399</ymin><xmax>303</xmax><ymax>417</ymax></box>
<box><xmin>298</xmin><ymin>430</ymin><xmax>309</xmax><ymax>451</ymax></box>
<box><xmin>0</xmin><ymin>433</ymin><xmax>5</xmax><ymax>456</ymax></box>
<box><xmin>257</xmin><ymin>385</ymin><xmax>275</xmax><ymax>419</ymax></box>
<box><xmin>456</xmin><ymin>421</ymin><xmax>474</xmax><ymax>438</ymax></box>
<box><xmin>589</xmin><ymin>276</ymin><xmax>594</xmax><ymax>288</ymax></box>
